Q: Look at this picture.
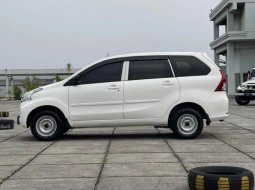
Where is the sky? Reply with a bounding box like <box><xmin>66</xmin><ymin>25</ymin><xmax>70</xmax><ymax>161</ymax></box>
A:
<box><xmin>0</xmin><ymin>0</ymin><xmax>221</xmax><ymax>69</ymax></box>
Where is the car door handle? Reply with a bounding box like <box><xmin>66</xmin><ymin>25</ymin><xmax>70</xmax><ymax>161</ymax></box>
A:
<box><xmin>162</xmin><ymin>80</ymin><xmax>174</xmax><ymax>86</ymax></box>
<box><xmin>108</xmin><ymin>84</ymin><xmax>120</xmax><ymax>90</ymax></box>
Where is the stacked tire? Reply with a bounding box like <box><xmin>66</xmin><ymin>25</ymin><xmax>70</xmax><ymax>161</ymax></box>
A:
<box><xmin>188</xmin><ymin>166</ymin><xmax>254</xmax><ymax>190</ymax></box>
<box><xmin>0</xmin><ymin>111</ymin><xmax>9</xmax><ymax>117</ymax></box>
<box><xmin>0</xmin><ymin>111</ymin><xmax>14</xmax><ymax>130</ymax></box>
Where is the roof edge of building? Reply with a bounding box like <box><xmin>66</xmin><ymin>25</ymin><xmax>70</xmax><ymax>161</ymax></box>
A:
<box><xmin>210</xmin><ymin>0</ymin><xmax>229</xmax><ymax>20</ymax></box>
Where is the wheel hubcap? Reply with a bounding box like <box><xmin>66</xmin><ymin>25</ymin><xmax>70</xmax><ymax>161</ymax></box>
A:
<box><xmin>36</xmin><ymin>115</ymin><xmax>57</xmax><ymax>137</ymax></box>
<box><xmin>177</xmin><ymin>114</ymin><xmax>198</xmax><ymax>135</ymax></box>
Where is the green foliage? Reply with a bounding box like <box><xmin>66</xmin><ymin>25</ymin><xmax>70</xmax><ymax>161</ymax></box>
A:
<box><xmin>7</xmin><ymin>89</ymin><xmax>13</xmax><ymax>99</ymax></box>
<box><xmin>24</xmin><ymin>76</ymin><xmax>38</xmax><ymax>92</ymax></box>
<box><xmin>54</xmin><ymin>74</ymin><xmax>62</xmax><ymax>82</ymax></box>
<box><xmin>12</xmin><ymin>85</ymin><xmax>22</xmax><ymax>100</ymax></box>
<box><xmin>66</xmin><ymin>63</ymin><xmax>72</xmax><ymax>76</ymax></box>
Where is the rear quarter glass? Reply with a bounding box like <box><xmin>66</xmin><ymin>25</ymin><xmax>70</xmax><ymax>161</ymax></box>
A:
<box><xmin>169</xmin><ymin>56</ymin><xmax>211</xmax><ymax>77</ymax></box>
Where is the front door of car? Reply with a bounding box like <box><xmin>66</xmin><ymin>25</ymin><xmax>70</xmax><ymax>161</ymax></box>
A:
<box><xmin>68</xmin><ymin>61</ymin><xmax>124</xmax><ymax>121</ymax></box>
<box><xmin>123</xmin><ymin>58</ymin><xmax>180</xmax><ymax>119</ymax></box>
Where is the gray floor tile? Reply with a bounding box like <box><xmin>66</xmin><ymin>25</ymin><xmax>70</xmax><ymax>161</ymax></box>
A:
<box><xmin>31</xmin><ymin>154</ymin><xmax>104</xmax><ymax>165</ymax></box>
<box><xmin>0</xmin><ymin>178</ymin><xmax>96</xmax><ymax>190</ymax></box>
<box><xmin>11</xmin><ymin>164</ymin><xmax>101</xmax><ymax>179</ymax></box>
<box><xmin>97</xmin><ymin>177</ymin><xmax>188</xmax><ymax>190</ymax></box>
<box><xmin>102</xmin><ymin>163</ymin><xmax>186</xmax><ymax>177</ymax></box>
<box><xmin>0</xmin><ymin>166</ymin><xmax>20</xmax><ymax>180</ymax></box>
<box><xmin>107</xmin><ymin>153</ymin><xmax>178</xmax><ymax>163</ymax></box>
<box><xmin>42</xmin><ymin>145</ymin><xmax>107</xmax><ymax>154</ymax></box>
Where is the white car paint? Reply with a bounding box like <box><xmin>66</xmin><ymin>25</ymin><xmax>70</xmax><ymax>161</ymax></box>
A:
<box><xmin>19</xmin><ymin>52</ymin><xmax>228</xmax><ymax>130</ymax></box>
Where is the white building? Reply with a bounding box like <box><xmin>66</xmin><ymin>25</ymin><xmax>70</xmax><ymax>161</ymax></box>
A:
<box><xmin>210</xmin><ymin>0</ymin><xmax>255</xmax><ymax>95</ymax></box>
<box><xmin>0</xmin><ymin>69</ymin><xmax>79</xmax><ymax>98</ymax></box>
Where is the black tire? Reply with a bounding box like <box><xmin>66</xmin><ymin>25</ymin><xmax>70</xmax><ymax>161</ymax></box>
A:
<box><xmin>235</xmin><ymin>96</ymin><xmax>250</xmax><ymax>105</ymax></box>
<box><xmin>188</xmin><ymin>166</ymin><xmax>254</xmax><ymax>190</ymax></box>
<box><xmin>170</xmin><ymin>108</ymin><xmax>203</xmax><ymax>139</ymax></box>
<box><xmin>30</xmin><ymin>110</ymin><xmax>64</xmax><ymax>141</ymax></box>
<box><xmin>0</xmin><ymin>119</ymin><xmax>14</xmax><ymax>130</ymax></box>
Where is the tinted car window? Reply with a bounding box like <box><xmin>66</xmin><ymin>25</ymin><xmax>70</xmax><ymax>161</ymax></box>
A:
<box><xmin>251</xmin><ymin>69</ymin><xmax>255</xmax><ymax>78</ymax></box>
<box><xmin>129</xmin><ymin>59</ymin><xmax>173</xmax><ymax>80</ymax></box>
<box><xmin>79</xmin><ymin>62</ymin><xmax>123</xmax><ymax>84</ymax></box>
<box><xmin>170</xmin><ymin>56</ymin><xmax>211</xmax><ymax>77</ymax></box>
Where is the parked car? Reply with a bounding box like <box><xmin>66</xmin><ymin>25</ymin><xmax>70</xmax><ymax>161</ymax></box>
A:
<box><xmin>235</xmin><ymin>68</ymin><xmax>255</xmax><ymax>105</ymax></box>
<box><xmin>18</xmin><ymin>52</ymin><xmax>228</xmax><ymax>140</ymax></box>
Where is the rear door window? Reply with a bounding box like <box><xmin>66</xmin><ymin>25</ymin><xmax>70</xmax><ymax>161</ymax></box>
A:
<box><xmin>128</xmin><ymin>59</ymin><xmax>173</xmax><ymax>80</ymax></box>
<box><xmin>170</xmin><ymin>56</ymin><xmax>211</xmax><ymax>77</ymax></box>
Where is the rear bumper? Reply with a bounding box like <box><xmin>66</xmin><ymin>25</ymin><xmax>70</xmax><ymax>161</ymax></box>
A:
<box><xmin>210</xmin><ymin>115</ymin><xmax>228</xmax><ymax>122</ymax></box>
<box><xmin>206</xmin><ymin>92</ymin><xmax>229</xmax><ymax>122</ymax></box>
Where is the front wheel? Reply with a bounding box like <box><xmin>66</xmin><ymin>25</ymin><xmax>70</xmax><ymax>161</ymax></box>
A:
<box><xmin>30</xmin><ymin>111</ymin><xmax>64</xmax><ymax>141</ymax></box>
<box><xmin>170</xmin><ymin>108</ymin><xmax>203</xmax><ymax>139</ymax></box>
<box><xmin>235</xmin><ymin>96</ymin><xmax>250</xmax><ymax>105</ymax></box>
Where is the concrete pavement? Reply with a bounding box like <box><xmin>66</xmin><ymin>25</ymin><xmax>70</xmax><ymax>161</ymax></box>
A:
<box><xmin>0</xmin><ymin>99</ymin><xmax>255</xmax><ymax>189</ymax></box>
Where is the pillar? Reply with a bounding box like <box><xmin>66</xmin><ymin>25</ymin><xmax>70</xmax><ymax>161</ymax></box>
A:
<box><xmin>5</xmin><ymin>69</ymin><xmax>9</xmax><ymax>98</ymax></box>
<box><xmin>227</xmin><ymin>12</ymin><xmax>234</xmax><ymax>32</ymax></box>
<box><xmin>214</xmin><ymin>21</ymin><xmax>219</xmax><ymax>40</ymax></box>
<box><xmin>226</xmin><ymin>42</ymin><xmax>235</xmax><ymax>96</ymax></box>
<box><xmin>214</xmin><ymin>52</ymin><xmax>220</xmax><ymax>66</ymax></box>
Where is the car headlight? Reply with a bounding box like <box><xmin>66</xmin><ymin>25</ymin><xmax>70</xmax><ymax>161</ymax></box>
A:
<box><xmin>21</xmin><ymin>88</ymin><xmax>43</xmax><ymax>102</ymax></box>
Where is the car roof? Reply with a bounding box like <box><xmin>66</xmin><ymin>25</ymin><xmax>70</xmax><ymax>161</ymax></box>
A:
<box><xmin>102</xmin><ymin>52</ymin><xmax>205</xmax><ymax>61</ymax></box>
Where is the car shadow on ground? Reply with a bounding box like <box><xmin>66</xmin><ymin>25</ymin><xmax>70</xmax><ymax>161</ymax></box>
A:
<box><xmin>18</xmin><ymin>131</ymin><xmax>211</xmax><ymax>141</ymax></box>
<box><xmin>61</xmin><ymin>132</ymin><xmax>176</xmax><ymax>140</ymax></box>
<box><xmin>17</xmin><ymin>132</ymin><xmax>177</xmax><ymax>141</ymax></box>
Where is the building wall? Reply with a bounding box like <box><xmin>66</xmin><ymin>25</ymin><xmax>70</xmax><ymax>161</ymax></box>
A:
<box><xmin>226</xmin><ymin>41</ymin><xmax>255</xmax><ymax>95</ymax></box>
<box><xmin>0</xmin><ymin>68</ymin><xmax>79</xmax><ymax>98</ymax></box>
<box><xmin>233</xmin><ymin>5</ymin><xmax>245</xmax><ymax>31</ymax></box>
<box><xmin>245</xmin><ymin>3</ymin><xmax>255</xmax><ymax>31</ymax></box>
<box><xmin>210</xmin><ymin>1</ymin><xmax>255</xmax><ymax>96</ymax></box>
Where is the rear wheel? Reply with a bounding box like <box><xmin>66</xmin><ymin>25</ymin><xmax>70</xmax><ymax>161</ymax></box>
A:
<box><xmin>235</xmin><ymin>96</ymin><xmax>250</xmax><ymax>105</ymax></box>
<box><xmin>170</xmin><ymin>108</ymin><xmax>203</xmax><ymax>139</ymax></box>
<box><xmin>30</xmin><ymin>110</ymin><xmax>64</xmax><ymax>141</ymax></box>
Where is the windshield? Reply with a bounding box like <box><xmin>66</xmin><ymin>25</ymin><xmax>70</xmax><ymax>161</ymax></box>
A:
<box><xmin>251</xmin><ymin>69</ymin><xmax>255</xmax><ymax>78</ymax></box>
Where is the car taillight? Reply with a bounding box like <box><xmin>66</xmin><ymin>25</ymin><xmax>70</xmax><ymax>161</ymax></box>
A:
<box><xmin>215</xmin><ymin>70</ymin><xmax>226</xmax><ymax>91</ymax></box>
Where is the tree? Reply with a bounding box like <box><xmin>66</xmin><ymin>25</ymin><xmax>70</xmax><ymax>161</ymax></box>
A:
<box><xmin>24</xmin><ymin>76</ymin><xmax>38</xmax><ymax>92</ymax></box>
<box><xmin>12</xmin><ymin>85</ymin><xmax>22</xmax><ymax>100</ymax></box>
<box><xmin>66</xmin><ymin>63</ymin><xmax>72</xmax><ymax>76</ymax></box>
<box><xmin>53</xmin><ymin>74</ymin><xmax>62</xmax><ymax>82</ymax></box>
<box><xmin>7</xmin><ymin>89</ymin><xmax>13</xmax><ymax>100</ymax></box>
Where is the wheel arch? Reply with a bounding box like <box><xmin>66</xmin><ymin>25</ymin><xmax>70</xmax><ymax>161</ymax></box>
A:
<box><xmin>168</xmin><ymin>102</ymin><xmax>208</xmax><ymax>124</ymax></box>
<box><xmin>26</xmin><ymin>105</ymin><xmax>67</xmax><ymax>128</ymax></box>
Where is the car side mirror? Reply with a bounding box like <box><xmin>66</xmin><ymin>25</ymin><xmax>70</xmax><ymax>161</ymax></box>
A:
<box><xmin>72</xmin><ymin>75</ymin><xmax>81</xmax><ymax>85</ymax></box>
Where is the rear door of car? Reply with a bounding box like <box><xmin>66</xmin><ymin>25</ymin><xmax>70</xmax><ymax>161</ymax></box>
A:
<box><xmin>169</xmin><ymin>55</ymin><xmax>213</xmax><ymax>105</ymax></box>
<box><xmin>123</xmin><ymin>56</ymin><xmax>180</xmax><ymax>119</ymax></box>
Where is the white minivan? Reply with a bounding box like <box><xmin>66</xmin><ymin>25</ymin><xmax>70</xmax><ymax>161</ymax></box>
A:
<box><xmin>18</xmin><ymin>52</ymin><xmax>228</xmax><ymax>140</ymax></box>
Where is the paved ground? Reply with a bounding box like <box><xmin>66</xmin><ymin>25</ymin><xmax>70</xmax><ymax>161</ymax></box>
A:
<box><xmin>0</xmin><ymin>99</ymin><xmax>254</xmax><ymax>190</ymax></box>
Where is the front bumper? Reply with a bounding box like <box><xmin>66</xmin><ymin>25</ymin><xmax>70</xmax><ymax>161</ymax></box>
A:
<box><xmin>17</xmin><ymin>116</ymin><xmax>20</xmax><ymax>125</ymax></box>
<box><xmin>235</xmin><ymin>92</ymin><xmax>255</xmax><ymax>96</ymax></box>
